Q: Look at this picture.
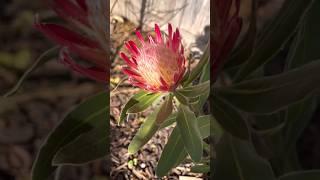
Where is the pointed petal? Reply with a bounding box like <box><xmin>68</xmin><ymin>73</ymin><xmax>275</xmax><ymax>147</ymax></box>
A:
<box><xmin>59</xmin><ymin>49</ymin><xmax>106</xmax><ymax>82</ymax></box>
<box><xmin>122</xmin><ymin>68</ymin><xmax>140</xmax><ymax>78</ymax></box>
<box><xmin>75</xmin><ymin>0</ymin><xmax>88</xmax><ymax>12</ymax></box>
<box><xmin>135</xmin><ymin>29</ymin><xmax>145</xmax><ymax>44</ymax></box>
<box><xmin>125</xmin><ymin>41</ymin><xmax>140</xmax><ymax>56</ymax></box>
<box><xmin>69</xmin><ymin>45</ymin><xmax>108</xmax><ymax>68</ymax></box>
<box><xmin>155</xmin><ymin>24</ymin><xmax>163</xmax><ymax>43</ymax></box>
<box><xmin>168</xmin><ymin>23</ymin><xmax>173</xmax><ymax>40</ymax></box>
<box><xmin>128</xmin><ymin>40</ymin><xmax>140</xmax><ymax>55</ymax></box>
<box><xmin>52</xmin><ymin>0</ymin><xmax>88</xmax><ymax>25</ymax></box>
<box><xmin>120</xmin><ymin>52</ymin><xmax>137</xmax><ymax>68</ymax></box>
<box><xmin>148</xmin><ymin>35</ymin><xmax>155</xmax><ymax>44</ymax></box>
<box><xmin>160</xmin><ymin>77</ymin><xmax>169</xmax><ymax>89</ymax></box>
<box><xmin>34</xmin><ymin>23</ymin><xmax>98</xmax><ymax>48</ymax></box>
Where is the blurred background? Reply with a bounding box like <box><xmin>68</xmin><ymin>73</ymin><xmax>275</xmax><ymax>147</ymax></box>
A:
<box><xmin>0</xmin><ymin>1</ymin><xmax>107</xmax><ymax>180</ymax></box>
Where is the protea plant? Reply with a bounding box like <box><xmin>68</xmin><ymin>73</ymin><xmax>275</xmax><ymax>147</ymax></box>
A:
<box><xmin>34</xmin><ymin>0</ymin><xmax>108</xmax><ymax>82</ymax></box>
<box><xmin>120</xmin><ymin>23</ymin><xmax>186</xmax><ymax>92</ymax></box>
<box><xmin>119</xmin><ymin>23</ymin><xmax>210</xmax><ymax>174</ymax></box>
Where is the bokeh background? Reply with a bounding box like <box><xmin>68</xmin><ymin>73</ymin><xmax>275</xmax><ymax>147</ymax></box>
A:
<box><xmin>0</xmin><ymin>1</ymin><xmax>107</xmax><ymax>180</ymax></box>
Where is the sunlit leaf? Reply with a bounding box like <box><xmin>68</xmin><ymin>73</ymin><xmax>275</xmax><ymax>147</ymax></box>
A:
<box><xmin>182</xmin><ymin>46</ymin><xmax>209</xmax><ymax>86</ymax></box>
<box><xmin>128</xmin><ymin>95</ymin><xmax>173</xmax><ymax>154</ymax></box>
<box><xmin>176</xmin><ymin>105</ymin><xmax>203</xmax><ymax>162</ymax></box>
<box><xmin>176</xmin><ymin>81</ymin><xmax>209</xmax><ymax>98</ymax></box>
<box><xmin>156</xmin><ymin>115</ymin><xmax>211</xmax><ymax>177</ymax></box>
<box><xmin>119</xmin><ymin>91</ymin><xmax>161</xmax><ymax>124</ymax></box>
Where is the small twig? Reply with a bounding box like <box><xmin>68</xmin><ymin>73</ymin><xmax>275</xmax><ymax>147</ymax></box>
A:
<box><xmin>110</xmin><ymin>77</ymin><xmax>127</xmax><ymax>95</ymax></box>
<box><xmin>3</xmin><ymin>46</ymin><xmax>59</xmax><ymax>98</ymax></box>
<box><xmin>110</xmin><ymin>0</ymin><xmax>119</xmax><ymax>14</ymax></box>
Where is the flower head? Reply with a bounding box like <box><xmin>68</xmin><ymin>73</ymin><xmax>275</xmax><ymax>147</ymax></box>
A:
<box><xmin>120</xmin><ymin>24</ymin><xmax>186</xmax><ymax>92</ymax></box>
<box><xmin>34</xmin><ymin>0</ymin><xmax>108</xmax><ymax>82</ymax></box>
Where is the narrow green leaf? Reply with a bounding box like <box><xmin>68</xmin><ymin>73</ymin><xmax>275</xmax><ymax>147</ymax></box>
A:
<box><xmin>211</xmin><ymin>95</ymin><xmax>249</xmax><ymax>139</ymax></box>
<box><xmin>183</xmin><ymin>46</ymin><xmax>209</xmax><ymax>86</ymax></box>
<box><xmin>176</xmin><ymin>105</ymin><xmax>203</xmax><ymax>162</ymax></box>
<box><xmin>52</xmin><ymin>110</ymin><xmax>109</xmax><ymax>165</ymax></box>
<box><xmin>128</xmin><ymin>95</ymin><xmax>173</xmax><ymax>154</ymax></box>
<box><xmin>214</xmin><ymin>134</ymin><xmax>276</xmax><ymax>180</ymax></box>
<box><xmin>279</xmin><ymin>170</ymin><xmax>320</xmax><ymax>180</ymax></box>
<box><xmin>159</xmin><ymin>113</ymin><xmax>177</xmax><ymax>129</ymax></box>
<box><xmin>217</xmin><ymin>60</ymin><xmax>320</xmax><ymax>114</ymax></box>
<box><xmin>281</xmin><ymin>2</ymin><xmax>320</xmax><ymax>167</ymax></box>
<box><xmin>128</xmin><ymin>109</ymin><xmax>160</xmax><ymax>154</ymax></box>
<box><xmin>235</xmin><ymin>0</ymin><xmax>315</xmax><ymax>81</ymax></box>
<box><xmin>119</xmin><ymin>91</ymin><xmax>145</xmax><ymax>124</ymax></box>
<box><xmin>156</xmin><ymin>94</ymin><xmax>173</xmax><ymax>124</ymax></box>
<box><xmin>176</xmin><ymin>81</ymin><xmax>209</xmax><ymax>98</ymax></box>
<box><xmin>119</xmin><ymin>91</ymin><xmax>161</xmax><ymax>124</ymax></box>
<box><xmin>32</xmin><ymin>92</ymin><xmax>108</xmax><ymax>180</ymax></box>
<box><xmin>191</xmin><ymin>164</ymin><xmax>210</xmax><ymax>173</ymax></box>
<box><xmin>156</xmin><ymin>115</ymin><xmax>210</xmax><ymax>177</ymax></box>
<box><xmin>127</xmin><ymin>92</ymin><xmax>161</xmax><ymax>113</ymax></box>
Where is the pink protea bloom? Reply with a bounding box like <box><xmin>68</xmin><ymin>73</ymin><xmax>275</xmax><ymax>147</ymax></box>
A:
<box><xmin>34</xmin><ymin>0</ymin><xmax>108</xmax><ymax>82</ymax></box>
<box><xmin>120</xmin><ymin>24</ymin><xmax>186</xmax><ymax>92</ymax></box>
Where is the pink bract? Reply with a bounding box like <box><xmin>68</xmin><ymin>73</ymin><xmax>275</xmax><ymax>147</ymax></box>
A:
<box><xmin>34</xmin><ymin>0</ymin><xmax>108</xmax><ymax>82</ymax></box>
<box><xmin>120</xmin><ymin>24</ymin><xmax>186</xmax><ymax>92</ymax></box>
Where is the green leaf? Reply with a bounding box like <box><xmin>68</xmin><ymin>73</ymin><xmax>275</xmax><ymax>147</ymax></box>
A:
<box><xmin>32</xmin><ymin>92</ymin><xmax>108</xmax><ymax>180</ymax></box>
<box><xmin>176</xmin><ymin>105</ymin><xmax>203</xmax><ymax>162</ymax></box>
<box><xmin>52</xmin><ymin>111</ymin><xmax>109</xmax><ymax>165</ymax></box>
<box><xmin>156</xmin><ymin>115</ymin><xmax>210</xmax><ymax>177</ymax></box>
<box><xmin>214</xmin><ymin>133</ymin><xmax>276</xmax><ymax>180</ymax></box>
<box><xmin>128</xmin><ymin>95</ymin><xmax>173</xmax><ymax>154</ymax></box>
<box><xmin>127</xmin><ymin>92</ymin><xmax>161</xmax><ymax>113</ymax></box>
<box><xmin>119</xmin><ymin>91</ymin><xmax>161</xmax><ymax>124</ymax></box>
<box><xmin>211</xmin><ymin>95</ymin><xmax>249</xmax><ymax>139</ymax></box>
<box><xmin>286</xmin><ymin>1</ymin><xmax>320</xmax><ymax>68</ymax></box>
<box><xmin>281</xmin><ymin>2</ymin><xmax>320</xmax><ymax>169</ymax></box>
<box><xmin>156</xmin><ymin>94</ymin><xmax>173</xmax><ymax>124</ymax></box>
<box><xmin>182</xmin><ymin>46</ymin><xmax>209</xmax><ymax>86</ymax></box>
<box><xmin>279</xmin><ymin>170</ymin><xmax>320</xmax><ymax>180</ymax></box>
<box><xmin>190</xmin><ymin>164</ymin><xmax>210</xmax><ymax>173</ymax></box>
<box><xmin>128</xmin><ymin>109</ymin><xmax>160</xmax><ymax>155</ymax></box>
<box><xmin>176</xmin><ymin>81</ymin><xmax>209</xmax><ymax>98</ymax></box>
<box><xmin>217</xmin><ymin>60</ymin><xmax>320</xmax><ymax>114</ymax></box>
<box><xmin>159</xmin><ymin>113</ymin><xmax>177</xmax><ymax>129</ymax></box>
<box><xmin>193</xmin><ymin>60</ymin><xmax>210</xmax><ymax>112</ymax></box>
<box><xmin>235</xmin><ymin>0</ymin><xmax>315</xmax><ymax>81</ymax></box>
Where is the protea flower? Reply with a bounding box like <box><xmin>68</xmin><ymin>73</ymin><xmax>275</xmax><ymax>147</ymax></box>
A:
<box><xmin>120</xmin><ymin>23</ymin><xmax>186</xmax><ymax>92</ymax></box>
<box><xmin>212</xmin><ymin>0</ymin><xmax>242</xmax><ymax>81</ymax></box>
<box><xmin>34</xmin><ymin>0</ymin><xmax>108</xmax><ymax>82</ymax></box>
